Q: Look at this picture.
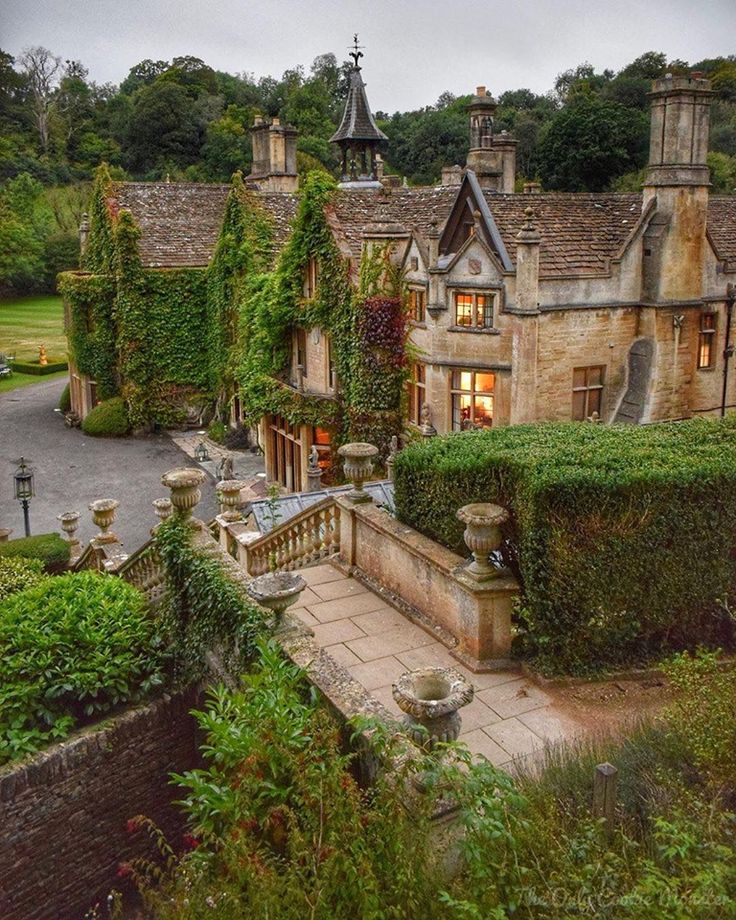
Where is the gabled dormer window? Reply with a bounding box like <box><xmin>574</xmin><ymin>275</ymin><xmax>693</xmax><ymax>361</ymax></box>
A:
<box><xmin>304</xmin><ymin>257</ymin><xmax>319</xmax><ymax>299</ymax></box>
<box><xmin>408</xmin><ymin>287</ymin><xmax>426</xmax><ymax>323</ymax></box>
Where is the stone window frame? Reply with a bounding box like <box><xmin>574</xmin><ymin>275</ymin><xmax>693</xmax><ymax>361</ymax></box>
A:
<box><xmin>452</xmin><ymin>290</ymin><xmax>496</xmax><ymax>330</ymax></box>
<box><xmin>450</xmin><ymin>368</ymin><xmax>495</xmax><ymax>430</ymax></box>
<box><xmin>697</xmin><ymin>311</ymin><xmax>717</xmax><ymax>370</ymax></box>
<box><xmin>408</xmin><ymin>286</ymin><xmax>427</xmax><ymax>324</ymax></box>
<box><xmin>572</xmin><ymin>365</ymin><xmax>604</xmax><ymax>421</ymax></box>
<box><xmin>304</xmin><ymin>256</ymin><xmax>319</xmax><ymax>299</ymax></box>
<box><xmin>407</xmin><ymin>362</ymin><xmax>426</xmax><ymax>427</ymax></box>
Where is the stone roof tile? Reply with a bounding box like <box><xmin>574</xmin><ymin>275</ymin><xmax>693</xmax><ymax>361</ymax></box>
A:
<box><xmin>708</xmin><ymin>196</ymin><xmax>736</xmax><ymax>268</ymax></box>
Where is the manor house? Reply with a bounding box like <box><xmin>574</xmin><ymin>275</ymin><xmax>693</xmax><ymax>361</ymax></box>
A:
<box><xmin>66</xmin><ymin>58</ymin><xmax>736</xmax><ymax>493</ymax></box>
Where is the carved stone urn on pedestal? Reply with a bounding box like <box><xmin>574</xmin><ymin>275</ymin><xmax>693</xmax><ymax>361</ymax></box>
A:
<box><xmin>216</xmin><ymin>479</ymin><xmax>247</xmax><ymax>522</ymax></box>
<box><xmin>246</xmin><ymin>571</ymin><xmax>307</xmax><ymax>623</ymax></box>
<box><xmin>456</xmin><ymin>502</ymin><xmax>509</xmax><ymax>581</ymax></box>
<box><xmin>57</xmin><ymin>510</ymin><xmax>81</xmax><ymax>547</ymax></box>
<box><xmin>337</xmin><ymin>442</ymin><xmax>378</xmax><ymax>503</ymax></box>
<box><xmin>88</xmin><ymin>499</ymin><xmax>119</xmax><ymax>544</ymax></box>
<box><xmin>161</xmin><ymin>467</ymin><xmax>206</xmax><ymax>523</ymax></box>
<box><xmin>393</xmin><ymin>667</ymin><xmax>474</xmax><ymax>750</ymax></box>
<box><xmin>152</xmin><ymin>497</ymin><xmax>173</xmax><ymax>523</ymax></box>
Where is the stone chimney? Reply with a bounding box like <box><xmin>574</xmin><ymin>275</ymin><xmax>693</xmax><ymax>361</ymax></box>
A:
<box><xmin>523</xmin><ymin>181</ymin><xmax>541</xmax><ymax>195</ymax></box>
<box><xmin>246</xmin><ymin>115</ymin><xmax>298</xmax><ymax>192</ymax></box>
<box><xmin>642</xmin><ymin>73</ymin><xmax>714</xmax><ymax>301</ymax></box>
<box><xmin>441</xmin><ymin>164</ymin><xmax>464</xmax><ymax>187</ymax></box>
<box><xmin>515</xmin><ymin>207</ymin><xmax>540</xmax><ymax>312</ymax></box>
<box><xmin>465</xmin><ymin>87</ymin><xmax>516</xmax><ymax>193</ymax></box>
<box><xmin>509</xmin><ymin>207</ymin><xmax>541</xmax><ymax>425</ymax></box>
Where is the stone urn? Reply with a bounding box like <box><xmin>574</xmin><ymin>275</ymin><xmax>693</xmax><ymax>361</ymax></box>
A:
<box><xmin>393</xmin><ymin>667</ymin><xmax>474</xmax><ymax>751</ymax></box>
<box><xmin>246</xmin><ymin>571</ymin><xmax>307</xmax><ymax>621</ymax></box>
<box><xmin>0</xmin><ymin>528</ymin><xmax>12</xmax><ymax>543</ymax></box>
<box><xmin>152</xmin><ymin>497</ymin><xmax>173</xmax><ymax>523</ymax></box>
<box><xmin>57</xmin><ymin>510</ymin><xmax>81</xmax><ymax>546</ymax></box>
<box><xmin>89</xmin><ymin>499</ymin><xmax>119</xmax><ymax>544</ymax></box>
<box><xmin>337</xmin><ymin>442</ymin><xmax>378</xmax><ymax>502</ymax></box>
<box><xmin>456</xmin><ymin>503</ymin><xmax>509</xmax><ymax>580</ymax></box>
<box><xmin>216</xmin><ymin>479</ymin><xmax>247</xmax><ymax>522</ymax></box>
<box><xmin>161</xmin><ymin>467</ymin><xmax>206</xmax><ymax>522</ymax></box>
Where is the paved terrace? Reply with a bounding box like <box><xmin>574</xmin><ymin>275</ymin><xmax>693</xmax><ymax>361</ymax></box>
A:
<box><xmin>292</xmin><ymin>563</ymin><xmax>582</xmax><ymax>767</ymax></box>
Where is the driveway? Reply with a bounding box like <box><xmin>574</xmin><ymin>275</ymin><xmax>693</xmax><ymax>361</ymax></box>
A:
<box><xmin>0</xmin><ymin>377</ymin><xmax>219</xmax><ymax>553</ymax></box>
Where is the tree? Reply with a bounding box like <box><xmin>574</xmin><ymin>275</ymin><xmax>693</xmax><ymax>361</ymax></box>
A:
<box><xmin>0</xmin><ymin>172</ymin><xmax>53</xmax><ymax>290</ymax></box>
<box><xmin>19</xmin><ymin>46</ymin><xmax>62</xmax><ymax>153</ymax></box>
<box><xmin>125</xmin><ymin>81</ymin><xmax>203</xmax><ymax>172</ymax></box>
<box><xmin>537</xmin><ymin>95</ymin><xmax>648</xmax><ymax>191</ymax></box>
<box><xmin>119</xmin><ymin>59</ymin><xmax>168</xmax><ymax>95</ymax></box>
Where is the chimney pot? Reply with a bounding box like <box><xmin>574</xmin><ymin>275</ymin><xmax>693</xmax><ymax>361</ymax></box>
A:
<box><xmin>272</xmin><ymin>116</ymin><xmax>281</xmax><ymax>126</ymax></box>
<box><xmin>476</xmin><ymin>85</ymin><xmax>486</xmax><ymax>96</ymax></box>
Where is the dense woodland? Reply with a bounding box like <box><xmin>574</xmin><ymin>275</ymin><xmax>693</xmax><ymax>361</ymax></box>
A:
<box><xmin>1</xmin><ymin>47</ymin><xmax>735</xmax><ymax>294</ymax></box>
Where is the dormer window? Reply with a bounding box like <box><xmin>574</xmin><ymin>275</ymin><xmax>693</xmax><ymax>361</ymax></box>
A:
<box><xmin>408</xmin><ymin>287</ymin><xmax>426</xmax><ymax>323</ymax></box>
<box><xmin>455</xmin><ymin>292</ymin><xmax>494</xmax><ymax>329</ymax></box>
<box><xmin>304</xmin><ymin>257</ymin><xmax>319</xmax><ymax>299</ymax></box>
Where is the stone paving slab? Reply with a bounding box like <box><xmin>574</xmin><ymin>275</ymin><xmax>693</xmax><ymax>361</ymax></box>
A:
<box><xmin>292</xmin><ymin>563</ymin><xmax>586</xmax><ymax>768</ymax></box>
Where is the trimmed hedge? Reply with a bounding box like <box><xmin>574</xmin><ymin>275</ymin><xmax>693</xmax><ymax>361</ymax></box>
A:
<box><xmin>393</xmin><ymin>419</ymin><xmax>736</xmax><ymax>673</ymax></box>
<box><xmin>12</xmin><ymin>360</ymin><xmax>68</xmax><ymax>375</ymax></box>
<box><xmin>81</xmin><ymin>396</ymin><xmax>130</xmax><ymax>437</ymax></box>
<box><xmin>0</xmin><ymin>571</ymin><xmax>163</xmax><ymax>763</ymax></box>
<box><xmin>0</xmin><ymin>533</ymin><xmax>70</xmax><ymax>572</ymax></box>
<box><xmin>0</xmin><ymin>556</ymin><xmax>47</xmax><ymax>600</ymax></box>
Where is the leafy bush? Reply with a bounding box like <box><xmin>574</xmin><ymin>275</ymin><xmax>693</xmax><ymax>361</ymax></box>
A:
<box><xmin>0</xmin><ymin>571</ymin><xmax>163</xmax><ymax>763</ymax></box>
<box><xmin>81</xmin><ymin>396</ymin><xmax>130</xmax><ymax>437</ymax></box>
<box><xmin>0</xmin><ymin>532</ymin><xmax>70</xmax><ymax>572</ymax></box>
<box><xmin>393</xmin><ymin>418</ymin><xmax>736</xmax><ymax>673</ymax></box>
<box><xmin>0</xmin><ymin>556</ymin><xmax>47</xmax><ymax>599</ymax></box>
<box><xmin>207</xmin><ymin>418</ymin><xmax>227</xmax><ymax>443</ymax></box>
<box><xmin>12</xmin><ymin>360</ymin><xmax>68</xmax><ymax>374</ymax></box>
<box><xmin>59</xmin><ymin>381</ymin><xmax>71</xmax><ymax>412</ymax></box>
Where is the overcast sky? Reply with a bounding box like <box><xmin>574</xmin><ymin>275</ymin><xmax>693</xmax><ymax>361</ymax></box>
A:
<box><xmin>2</xmin><ymin>0</ymin><xmax>735</xmax><ymax>112</ymax></box>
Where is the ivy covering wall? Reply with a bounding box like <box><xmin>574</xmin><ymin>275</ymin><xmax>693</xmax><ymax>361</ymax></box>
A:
<box><xmin>60</xmin><ymin>165</ymin><xmax>409</xmax><ymax>449</ymax></box>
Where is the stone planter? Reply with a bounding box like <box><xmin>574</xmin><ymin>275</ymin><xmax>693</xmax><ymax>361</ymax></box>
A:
<box><xmin>57</xmin><ymin>510</ymin><xmax>81</xmax><ymax>546</ymax></box>
<box><xmin>456</xmin><ymin>503</ymin><xmax>509</xmax><ymax>581</ymax></box>
<box><xmin>216</xmin><ymin>479</ymin><xmax>247</xmax><ymax>522</ymax></box>
<box><xmin>337</xmin><ymin>442</ymin><xmax>378</xmax><ymax>503</ymax></box>
<box><xmin>393</xmin><ymin>667</ymin><xmax>474</xmax><ymax>750</ymax></box>
<box><xmin>0</xmin><ymin>528</ymin><xmax>12</xmax><ymax>543</ymax></box>
<box><xmin>152</xmin><ymin>497</ymin><xmax>173</xmax><ymax>523</ymax></box>
<box><xmin>88</xmin><ymin>499</ymin><xmax>119</xmax><ymax>544</ymax></box>
<box><xmin>161</xmin><ymin>468</ymin><xmax>206</xmax><ymax>522</ymax></box>
<box><xmin>246</xmin><ymin>571</ymin><xmax>307</xmax><ymax>621</ymax></box>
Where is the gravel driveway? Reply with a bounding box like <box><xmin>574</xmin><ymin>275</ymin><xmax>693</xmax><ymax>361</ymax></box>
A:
<box><xmin>0</xmin><ymin>377</ymin><xmax>218</xmax><ymax>552</ymax></box>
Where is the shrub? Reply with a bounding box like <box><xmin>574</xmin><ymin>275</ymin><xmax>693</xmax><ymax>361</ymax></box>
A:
<box><xmin>0</xmin><ymin>532</ymin><xmax>70</xmax><ymax>572</ymax></box>
<box><xmin>81</xmin><ymin>396</ymin><xmax>130</xmax><ymax>437</ymax></box>
<box><xmin>0</xmin><ymin>556</ymin><xmax>47</xmax><ymax>600</ymax></box>
<box><xmin>58</xmin><ymin>381</ymin><xmax>71</xmax><ymax>412</ymax></box>
<box><xmin>207</xmin><ymin>418</ymin><xmax>227</xmax><ymax>443</ymax></box>
<box><xmin>0</xmin><ymin>571</ymin><xmax>163</xmax><ymax>763</ymax></box>
<box><xmin>393</xmin><ymin>418</ymin><xmax>736</xmax><ymax>673</ymax></box>
<box><xmin>12</xmin><ymin>360</ymin><xmax>68</xmax><ymax>375</ymax></box>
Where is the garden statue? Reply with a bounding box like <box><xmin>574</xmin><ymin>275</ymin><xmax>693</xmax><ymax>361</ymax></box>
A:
<box><xmin>420</xmin><ymin>403</ymin><xmax>437</xmax><ymax>437</ymax></box>
<box><xmin>38</xmin><ymin>344</ymin><xmax>48</xmax><ymax>366</ymax></box>
<box><xmin>308</xmin><ymin>444</ymin><xmax>320</xmax><ymax>472</ymax></box>
<box><xmin>218</xmin><ymin>454</ymin><xmax>234</xmax><ymax>480</ymax></box>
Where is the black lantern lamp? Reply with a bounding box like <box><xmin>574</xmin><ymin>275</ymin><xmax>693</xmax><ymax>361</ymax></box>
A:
<box><xmin>195</xmin><ymin>440</ymin><xmax>210</xmax><ymax>463</ymax></box>
<box><xmin>13</xmin><ymin>457</ymin><xmax>34</xmax><ymax>537</ymax></box>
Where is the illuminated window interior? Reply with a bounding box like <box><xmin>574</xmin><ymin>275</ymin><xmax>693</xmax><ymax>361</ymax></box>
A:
<box><xmin>451</xmin><ymin>369</ymin><xmax>494</xmax><ymax>430</ymax></box>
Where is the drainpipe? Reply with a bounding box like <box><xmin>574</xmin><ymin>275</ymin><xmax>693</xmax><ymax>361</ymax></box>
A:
<box><xmin>721</xmin><ymin>283</ymin><xmax>736</xmax><ymax>418</ymax></box>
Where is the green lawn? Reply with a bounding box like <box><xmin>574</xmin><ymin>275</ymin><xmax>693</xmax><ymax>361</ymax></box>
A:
<box><xmin>0</xmin><ymin>368</ymin><xmax>68</xmax><ymax>395</ymax></box>
<box><xmin>0</xmin><ymin>294</ymin><xmax>66</xmax><ymax>363</ymax></box>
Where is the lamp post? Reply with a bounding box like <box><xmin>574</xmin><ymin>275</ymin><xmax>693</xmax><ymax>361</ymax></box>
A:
<box><xmin>195</xmin><ymin>440</ymin><xmax>210</xmax><ymax>463</ymax></box>
<box><xmin>13</xmin><ymin>457</ymin><xmax>34</xmax><ymax>537</ymax></box>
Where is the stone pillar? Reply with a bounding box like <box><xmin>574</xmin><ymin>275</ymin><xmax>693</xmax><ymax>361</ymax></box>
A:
<box><xmin>510</xmin><ymin>206</ymin><xmax>540</xmax><ymax>426</ymax></box>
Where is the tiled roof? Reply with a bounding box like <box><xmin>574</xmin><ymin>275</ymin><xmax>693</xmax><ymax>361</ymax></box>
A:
<box><xmin>330</xmin><ymin>68</ymin><xmax>388</xmax><ymax>144</ymax></box>
<box><xmin>329</xmin><ymin>186</ymin><xmax>459</xmax><ymax>261</ymax></box>
<box><xmin>484</xmin><ymin>192</ymin><xmax>644</xmax><ymax>276</ymax></box>
<box><xmin>114</xmin><ymin>182</ymin><xmax>230</xmax><ymax>268</ymax></box>
<box><xmin>707</xmin><ymin>197</ymin><xmax>736</xmax><ymax>267</ymax></box>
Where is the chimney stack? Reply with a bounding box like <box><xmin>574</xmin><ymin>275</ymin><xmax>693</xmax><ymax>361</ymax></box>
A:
<box><xmin>466</xmin><ymin>85</ymin><xmax>517</xmax><ymax>193</ymax></box>
<box><xmin>246</xmin><ymin>116</ymin><xmax>298</xmax><ymax>193</ymax></box>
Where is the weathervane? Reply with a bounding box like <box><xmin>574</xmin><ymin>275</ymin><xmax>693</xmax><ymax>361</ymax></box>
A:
<box><xmin>349</xmin><ymin>34</ymin><xmax>364</xmax><ymax>69</ymax></box>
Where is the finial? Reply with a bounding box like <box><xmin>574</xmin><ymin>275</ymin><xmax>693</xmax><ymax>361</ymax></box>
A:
<box><xmin>523</xmin><ymin>206</ymin><xmax>535</xmax><ymax>228</ymax></box>
<box><xmin>349</xmin><ymin>34</ymin><xmax>364</xmax><ymax>69</ymax></box>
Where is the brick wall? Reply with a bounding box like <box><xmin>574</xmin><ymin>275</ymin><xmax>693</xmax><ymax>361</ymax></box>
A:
<box><xmin>0</xmin><ymin>690</ymin><xmax>201</xmax><ymax>920</ymax></box>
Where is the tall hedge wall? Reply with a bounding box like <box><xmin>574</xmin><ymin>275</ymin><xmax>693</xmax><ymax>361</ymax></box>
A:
<box><xmin>393</xmin><ymin>419</ymin><xmax>736</xmax><ymax>673</ymax></box>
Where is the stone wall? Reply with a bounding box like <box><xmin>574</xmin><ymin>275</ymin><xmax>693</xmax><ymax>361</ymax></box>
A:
<box><xmin>0</xmin><ymin>690</ymin><xmax>201</xmax><ymax>920</ymax></box>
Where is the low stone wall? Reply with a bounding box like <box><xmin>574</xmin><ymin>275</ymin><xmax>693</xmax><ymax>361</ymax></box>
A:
<box><xmin>337</xmin><ymin>497</ymin><xmax>518</xmax><ymax>670</ymax></box>
<box><xmin>0</xmin><ymin>689</ymin><xmax>201</xmax><ymax>920</ymax></box>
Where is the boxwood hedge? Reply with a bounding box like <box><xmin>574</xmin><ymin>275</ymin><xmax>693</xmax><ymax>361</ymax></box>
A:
<box><xmin>393</xmin><ymin>418</ymin><xmax>736</xmax><ymax>673</ymax></box>
<box><xmin>0</xmin><ymin>533</ymin><xmax>70</xmax><ymax>572</ymax></box>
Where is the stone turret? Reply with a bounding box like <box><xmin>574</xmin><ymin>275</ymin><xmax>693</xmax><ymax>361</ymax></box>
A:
<box><xmin>465</xmin><ymin>86</ymin><xmax>516</xmax><ymax>193</ymax></box>
<box><xmin>642</xmin><ymin>73</ymin><xmax>714</xmax><ymax>302</ymax></box>
<box><xmin>246</xmin><ymin>115</ymin><xmax>298</xmax><ymax>193</ymax></box>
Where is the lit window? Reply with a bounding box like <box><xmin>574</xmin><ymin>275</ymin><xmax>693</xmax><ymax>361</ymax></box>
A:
<box><xmin>572</xmin><ymin>366</ymin><xmax>604</xmax><ymax>420</ymax></box>
<box><xmin>408</xmin><ymin>288</ymin><xmax>426</xmax><ymax>323</ymax></box>
<box><xmin>697</xmin><ymin>313</ymin><xmax>716</xmax><ymax>369</ymax></box>
<box><xmin>451</xmin><ymin>370</ymin><xmax>494</xmax><ymax>430</ymax></box>
<box><xmin>454</xmin><ymin>292</ymin><xmax>494</xmax><ymax>328</ymax></box>
<box><xmin>407</xmin><ymin>363</ymin><xmax>426</xmax><ymax>425</ymax></box>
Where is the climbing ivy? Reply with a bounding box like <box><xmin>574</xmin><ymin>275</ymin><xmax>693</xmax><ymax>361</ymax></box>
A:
<box><xmin>57</xmin><ymin>270</ymin><xmax>117</xmax><ymax>400</ymax></box>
